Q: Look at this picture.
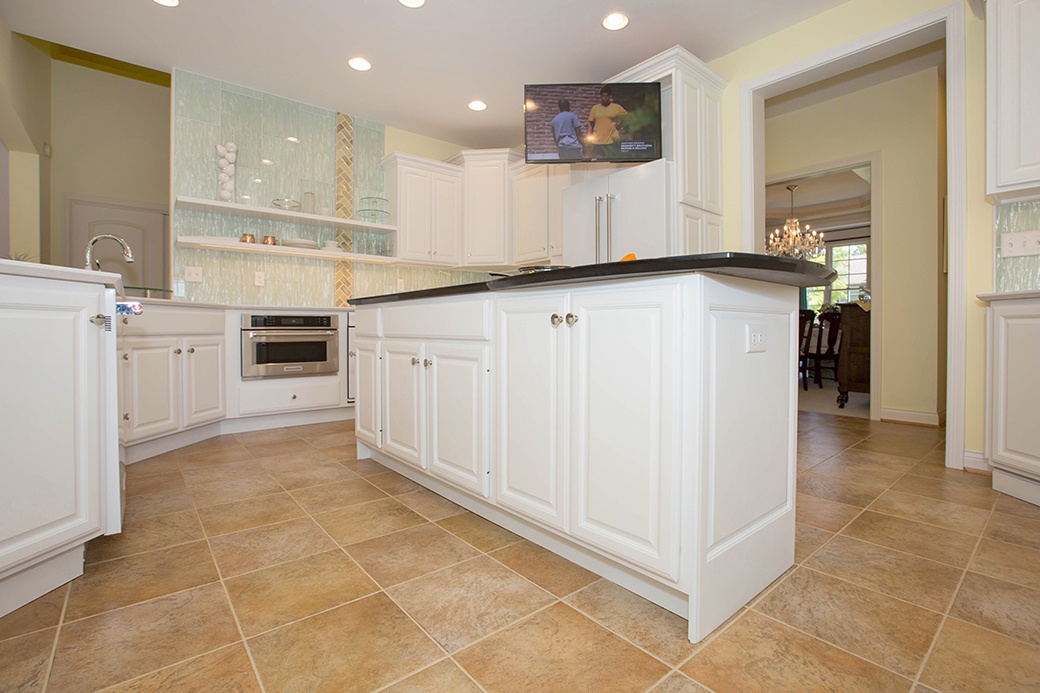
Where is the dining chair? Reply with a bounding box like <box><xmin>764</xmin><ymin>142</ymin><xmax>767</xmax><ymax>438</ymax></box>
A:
<box><xmin>810</xmin><ymin>311</ymin><xmax>842</xmax><ymax>387</ymax></box>
<box><xmin>798</xmin><ymin>309</ymin><xmax>815</xmax><ymax>391</ymax></box>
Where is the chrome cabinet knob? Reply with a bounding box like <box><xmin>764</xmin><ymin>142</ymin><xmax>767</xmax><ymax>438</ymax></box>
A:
<box><xmin>423</xmin><ymin>358</ymin><xmax>432</xmax><ymax>368</ymax></box>
<box><xmin>174</xmin><ymin>348</ymin><xmax>182</xmax><ymax>355</ymax></box>
<box><xmin>348</xmin><ymin>350</ymin><xmax>356</xmax><ymax>357</ymax></box>
<box><xmin>123</xmin><ymin>413</ymin><xmax>130</xmax><ymax>421</ymax></box>
<box><xmin>122</xmin><ymin>353</ymin><xmax>129</xmax><ymax>361</ymax></box>
<box><xmin>550</xmin><ymin>313</ymin><xmax>563</xmax><ymax>327</ymax></box>
<box><xmin>292</xmin><ymin>394</ymin><xmax>297</xmax><ymax>400</ymax></box>
<box><xmin>411</xmin><ymin>357</ymin><xmax>420</xmax><ymax>365</ymax></box>
<box><xmin>187</xmin><ymin>347</ymin><xmax>195</xmax><ymax>354</ymax></box>
<box><xmin>565</xmin><ymin>313</ymin><xmax>579</xmax><ymax>327</ymax></box>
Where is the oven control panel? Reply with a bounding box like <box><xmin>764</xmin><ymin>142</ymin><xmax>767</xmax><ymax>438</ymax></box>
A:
<box><xmin>244</xmin><ymin>315</ymin><xmax>335</xmax><ymax>328</ymax></box>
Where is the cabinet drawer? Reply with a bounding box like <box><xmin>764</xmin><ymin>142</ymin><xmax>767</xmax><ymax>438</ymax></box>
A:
<box><xmin>383</xmin><ymin>299</ymin><xmax>490</xmax><ymax>340</ymax></box>
<box><xmin>120</xmin><ymin>304</ymin><xmax>224</xmax><ymax>335</ymax></box>
<box><xmin>238</xmin><ymin>376</ymin><xmax>344</xmax><ymax>415</ymax></box>
<box><xmin>355</xmin><ymin>308</ymin><xmax>382</xmax><ymax>337</ymax></box>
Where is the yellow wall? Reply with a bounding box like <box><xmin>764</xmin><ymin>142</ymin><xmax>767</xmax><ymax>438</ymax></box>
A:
<box><xmin>0</xmin><ymin>13</ymin><xmax>50</xmax><ymax>261</ymax></box>
<box><xmin>384</xmin><ymin>125</ymin><xmax>464</xmax><ymax>161</ymax></box>
<box><xmin>766</xmin><ymin>68</ymin><xmax>942</xmax><ymax>417</ymax></box>
<box><xmin>49</xmin><ymin>61</ymin><xmax>170</xmax><ymax>264</ymax></box>
<box><xmin>708</xmin><ymin>0</ymin><xmax>992</xmax><ymax>454</ymax></box>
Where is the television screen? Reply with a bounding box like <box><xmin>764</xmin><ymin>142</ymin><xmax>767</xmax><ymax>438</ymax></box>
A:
<box><xmin>524</xmin><ymin>82</ymin><xmax>662</xmax><ymax>164</ymax></box>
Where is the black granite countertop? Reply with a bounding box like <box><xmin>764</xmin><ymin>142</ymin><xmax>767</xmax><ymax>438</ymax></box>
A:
<box><xmin>348</xmin><ymin>252</ymin><xmax>837</xmax><ymax>305</ymax></box>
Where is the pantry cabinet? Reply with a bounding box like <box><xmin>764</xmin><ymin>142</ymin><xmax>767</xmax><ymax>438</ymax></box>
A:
<box><xmin>511</xmin><ymin>163</ymin><xmax>571</xmax><ymax>265</ymax></box>
<box><xmin>383</xmin><ymin>153</ymin><xmax>463</xmax><ymax>265</ymax></box>
<box><xmin>987</xmin><ymin>0</ymin><xmax>1040</xmax><ymax>200</ymax></box>
<box><xmin>450</xmin><ymin>149</ymin><xmax>524</xmax><ymax>266</ymax></box>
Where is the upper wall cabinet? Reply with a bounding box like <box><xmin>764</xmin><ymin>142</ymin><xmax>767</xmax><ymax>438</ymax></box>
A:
<box><xmin>449</xmin><ymin>149</ymin><xmax>524</xmax><ymax>267</ymax></box>
<box><xmin>383</xmin><ymin>153</ymin><xmax>463</xmax><ymax>266</ymax></box>
<box><xmin>610</xmin><ymin>47</ymin><xmax>727</xmax><ymax>253</ymax></box>
<box><xmin>988</xmin><ymin>0</ymin><xmax>1040</xmax><ymax>201</ymax></box>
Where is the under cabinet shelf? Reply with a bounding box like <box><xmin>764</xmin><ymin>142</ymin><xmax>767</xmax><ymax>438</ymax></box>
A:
<box><xmin>175</xmin><ymin>235</ymin><xmax>395</xmax><ymax>264</ymax></box>
<box><xmin>174</xmin><ymin>195</ymin><xmax>396</xmax><ymax>234</ymax></box>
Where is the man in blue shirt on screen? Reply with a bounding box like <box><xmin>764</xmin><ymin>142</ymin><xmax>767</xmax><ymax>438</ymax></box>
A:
<box><xmin>551</xmin><ymin>99</ymin><xmax>585</xmax><ymax>160</ymax></box>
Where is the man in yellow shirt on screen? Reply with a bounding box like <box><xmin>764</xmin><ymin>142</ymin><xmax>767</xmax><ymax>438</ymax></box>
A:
<box><xmin>587</xmin><ymin>85</ymin><xmax>627</xmax><ymax>159</ymax></box>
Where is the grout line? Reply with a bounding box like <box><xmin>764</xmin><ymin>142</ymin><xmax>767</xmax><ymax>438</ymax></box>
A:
<box><xmin>37</xmin><ymin>583</ymin><xmax>71</xmax><ymax>693</ymax></box>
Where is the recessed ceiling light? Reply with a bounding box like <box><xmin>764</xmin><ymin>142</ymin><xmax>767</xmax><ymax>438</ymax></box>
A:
<box><xmin>399</xmin><ymin>0</ymin><xmax>425</xmax><ymax>7</ymax></box>
<box><xmin>286</xmin><ymin>136</ymin><xmax>299</xmax><ymax>143</ymax></box>
<box><xmin>468</xmin><ymin>100</ymin><xmax>488</xmax><ymax>112</ymax></box>
<box><xmin>602</xmin><ymin>12</ymin><xmax>629</xmax><ymax>30</ymax></box>
<box><xmin>153</xmin><ymin>0</ymin><xmax>179</xmax><ymax>6</ymax></box>
<box><xmin>348</xmin><ymin>57</ymin><xmax>372</xmax><ymax>72</ymax></box>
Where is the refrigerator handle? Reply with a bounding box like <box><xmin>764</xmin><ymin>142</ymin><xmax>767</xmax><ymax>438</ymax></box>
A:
<box><xmin>606</xmin><ymin>193</ymin><xmax>616</xmax><ymax>263</ymax></box>
<box><xmin>594</xmin><ymin>195</ymin><xmax>604</xmax><ymax>264</ymax></box>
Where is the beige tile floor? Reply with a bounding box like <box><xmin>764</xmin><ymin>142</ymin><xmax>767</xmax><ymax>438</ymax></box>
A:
<box><xmin>3</xmin><ymin>414</ymin><xmax>1040</xmax><ymax>692</ymax></box>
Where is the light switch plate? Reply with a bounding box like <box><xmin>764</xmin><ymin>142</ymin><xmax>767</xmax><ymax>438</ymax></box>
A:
<box><xmin>1001</xmin><ymin>230</ymin><xmax>1040</xmax><ymax>258</ymax></box>
<box><xmin>254</xmin><ymin>271</ymin><xmax>265</xmax><ymax>287</ymax></box>
<box><xmin>184</xmin><ymin>266</ymin><xmax>203</xmax><ymax>283</ymax></box>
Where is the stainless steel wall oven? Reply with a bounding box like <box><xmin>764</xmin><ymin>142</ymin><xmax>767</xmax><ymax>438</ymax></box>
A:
<box><xmin>241</xmin><ymin>314</ymin><xmax>338</xmax><ymax>379</ymax></box>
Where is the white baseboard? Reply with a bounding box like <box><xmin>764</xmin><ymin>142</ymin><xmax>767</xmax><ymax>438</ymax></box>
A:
<box><xmin>962</xmin><ymin>450</ymin><xmax>990</xmax><ymax>474</ymax></box>
<box><xmin>879</xmin><ymin>407</ymin><xmax>941</xmax><ymax>427</ymax></box>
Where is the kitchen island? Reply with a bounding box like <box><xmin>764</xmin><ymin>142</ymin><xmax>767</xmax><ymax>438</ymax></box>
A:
<box><xmin>350</xmin><ymin>252</ymin><xmax>834</xmax><ymax>642</ymax></box>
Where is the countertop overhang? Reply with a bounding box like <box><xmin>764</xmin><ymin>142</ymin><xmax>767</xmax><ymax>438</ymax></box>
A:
<box><xmin>348</xmin><ymin>252</ymin><xmax>837</xmax><ymax>305</ymax></box>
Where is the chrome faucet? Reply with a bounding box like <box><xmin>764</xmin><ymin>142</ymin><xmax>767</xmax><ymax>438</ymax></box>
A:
<box><xmin>85</xmin><ymin>235</ymin><xmax>134</xmax><ymax>271</ymax></box>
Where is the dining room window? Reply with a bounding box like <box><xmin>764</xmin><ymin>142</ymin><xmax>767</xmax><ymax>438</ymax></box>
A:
<box><xmin>805</xmin><ymin>240</ymin><xmax>869</xmax><ymax>312</ymax></box>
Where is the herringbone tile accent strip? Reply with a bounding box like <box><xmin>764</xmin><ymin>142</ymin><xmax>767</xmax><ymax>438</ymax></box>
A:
<box><xmin>335</xmin><ymin>113</ymin><xmax>354</xmax><ymax>306</ymax></box>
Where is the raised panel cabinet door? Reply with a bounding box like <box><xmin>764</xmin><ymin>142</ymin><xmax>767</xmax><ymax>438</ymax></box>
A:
<box><xmin>0</xmin><ymin>280</ymin><xmax>108</xmax><ymax>584</ymax></box>
<box><xmin>991</xmin><ymin>304</ymin><xmax>1040</xmax><ymax>476</ymax></box>
<box><xmin>181</xmin><ymin>335</ymin><xmax>226</xmax><ymax>428</ymax></box>
<box><xmin>546</xmin><ymin>165</ymin><xmax>570</xmax><ymax>261</ymax></box>
<box><xmin>381</xmin><ymin>339</ymin><xmax>426</xmax><ymax>469</ymax></box>
<box><xmin>512</xmin><ymin>164</ymin><xmax>550</xmax><ymax>264</ymax></box>
<box><xmin>430</xmin><ymin>170</ymin><xmax>463</xmax><ymax>265</ymax></box>
<box><xmin>990</xmin><ymin>0</ymin><xmax>1040</xmax><ymax>194</ymax></box>
<box><xmin>122</xmin><ymin>336</ymin><xmax>180</xmax><ymax>442</ymax></box>
<box><xmin>354</xmin><ymin>337</ymin><xmax>382</xmax><ymax>447</ymax></box>
<box><xmin>495</xmin><ymin>295</ymin><xmax>569</xmax><ymax>530</ymax></box>
<box><xmin>607</xmin><ymin>158</ymin><xmax>668</xmax><ymax>262</ymax></box>
<box><xmin>464</xmin><ymin>158</ymin><xmax>511</xmax><ymax>265</ymax></box>
<box><xmin>427</xmin><ymin>342</ymin><xmax>490</xmax><ymax>497</ymax></box>
<box><xmin>396</xmin><ymin>165</ymin><xmax>433</xmax><ymax>262</ymax></box>
<box><xmin>567</xmin><ymin>285</ymin><xmax>680</xmax><ymax>580</ymax></box>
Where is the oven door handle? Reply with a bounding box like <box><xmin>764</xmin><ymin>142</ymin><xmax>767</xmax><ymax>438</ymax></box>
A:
<box><xmin>246</xmin><ymin>330</ymin><xmax>337</xmax><ymax>340</ymax></box>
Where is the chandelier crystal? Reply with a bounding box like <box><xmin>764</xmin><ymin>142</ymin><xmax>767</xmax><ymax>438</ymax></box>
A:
<box><xmin>766</xmin><ymin>184</ymin><xmax>824</xmax><ymax>260</ymax></box>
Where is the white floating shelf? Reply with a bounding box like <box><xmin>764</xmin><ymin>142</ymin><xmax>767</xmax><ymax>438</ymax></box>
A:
<box><xmin>175</xmin><ymin>235</ymin><xmax>395</xmax><ymax>264</ymax></box>
<box><xmin>174</xmin><ymin>196</ymin><xmax>396</xmax><ymax>234</ymax></box>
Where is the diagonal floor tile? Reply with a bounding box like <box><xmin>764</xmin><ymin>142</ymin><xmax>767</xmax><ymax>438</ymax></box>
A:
<box><xmin>566</xmin><ymin>579</ymin><xmax>698</xmax><ymax>666</ymax></box>
<box><xmin>121</xmin><ymin>486</ymin><xmax>194</xmax><ymax>523</ymax></box>
<box><xmin>66</xmin><ymin>541</ymin><xmax>219</xmax><ymax>621</ymax></box>
<box><xmin>0</xmin><ymin>585</ymin><xmax>67</xmax><ymax>642</ymax></box>
<box><xmin>396</xmin><ymin>487</ymin><xmax>466</xmax><ymax>521</ymax></box>
<box><xmin>796</xmin><ymin>493</ymin><xmax>861</xmax><ymax>532</ymax></box>
<box><xmin>681</xmin><ymin>610</ymin><xmax>910</xmax><ymax>692</ymax></box>
<box><xmin>984</xmin><ymin>511</ymin><xmax>1040</xmax><ymax>551</ymax></box>
<box><xmin>289</xmin><ymin>477</ymin><xmax>388</xmax><ymax>514</ymax></box>
<box><xmin>313</xmin><ymin>496</ymin><xmax>426</xmax><ymax>545</ymax></box>
<box><xmin>919</xmin><ymin>617</ymin><xmax>1040</xmax><ymax>693</ymax></box>
<box><xmin>869</xmin><ymin>489</ymin><xmax>990</xmax><ymax>535</ymax></box>
<box><xmin>949</xmin><ymin>571</ymin><xmax>1040</xmax><ymax>647</ymax></box>
<box><xmin>187</xmin><ymin>473</ymin><xmax>285</xmax><ymax>509</ymax></box>
<box><xmin>455</xmin><ymin>602</ymin><xmax>669</xmax><ymax>692</ymax></box>
<box><xmin>0</xmin><ymin>628</ymin><xmax>57</xmax><ymax>693</ymax></box>
<box><xmin>436</xmin><ymin>512</ymin><xmax>522</xmax><ymax>552</ymax></box>
<box><xmin>381</xmin><ymin>658</ymin><xmax>482</xmax><ymax>692</ymax></box>
<box><xmin>103</xmin><ymin>643</ymin><xmax>261</xmax><ymax>692</ymax></box>
<box><xmin>489</xmin><ymin>540</ymin><xmax>599</xmax><ymax>598</ymax></box>
<box><xmin>48</xmin><ymin>583</ymin><xmax>240</xmax><ymax>692</ymax></box>
<box><xmin>347</xmin><ymin>523</ymin><xmax>481</xmax><ymax>587</ymax></box>
<box><xmin>795</xmin><ymin>523</ymin><xmax>833</xmax><ymax>563</ymax></box>
<box><xmin>889</xmin><ymin>473</ymin><xmax>998</xmax><ymax>511</ymax></box>
<box><xmin>197</xmin><ymin>491</ymin><xmax>306</xmax><ymax>536</ymax></box>
<box><xmin>753</xmin><ymin>567</ymin><xmax>942</xmax><ymax>677</ymax></box>
<box><xmin>840</xmin><ymin>510</ymin><xmax>979</xmax><ymax>567</ymax></box>
<box><xmin>365</xmin><ymin>470</ymin><xmax>423</xmax><ymax>496</ymax></box>
<box><xmin>209</xmin><ymin>517</ymin><xmax>336</xmax><ymax>577</ymax></box>
<box><xmin>969</xmin><ymin>538</ymin><xmax>1040</xmax><ymax>590</ymax></box>
<box><xmin>225</xmin><ymin>550</ymin><xmax>378</xmax><ymax>636</ymax></box>
<box><xmin>248</xmin><ymin>592</ymin><xmax>442</xmax><ymax>693</ymax></box>
<box><xmin>797</xmin><ymin>472</ymin><xmax>890</xmax><ymax>508</ymax></box>
<box><xmin>85</xmin><ymin>509</ymin><xmax>204</xmax><ymax>563</ymax></box>
<box><xmin>803</xmin><ymin>535</ymin><xmax>963</xmax><ymax>612</ymax></box>
<box><xmin>388</xmin><ymin>555</ymin><xmax>555</xmax><ymax>652</ymax></box>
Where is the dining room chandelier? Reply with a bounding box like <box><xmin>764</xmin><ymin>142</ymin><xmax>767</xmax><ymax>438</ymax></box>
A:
<box><xmin>766</xmin><ymin>184</ymin><xmax>824</xmax><ymax>259</ymax></box>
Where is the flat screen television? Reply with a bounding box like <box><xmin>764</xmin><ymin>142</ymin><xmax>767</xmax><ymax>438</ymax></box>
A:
<box><xmin>524</xmin><ymin>82</ymin><xmax>662</xmax><ymax>164</ymax></box>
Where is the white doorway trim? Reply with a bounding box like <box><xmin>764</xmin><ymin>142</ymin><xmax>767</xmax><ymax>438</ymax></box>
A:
<box><xmin>62</xmin><ymin>193</ymin><xmax>169</xmax><ymax>269</ymax></box>
<box><xmin>740</xmin><ymin>2</ymin><xmax>967</xmax><ymax>469</ymax></box>
<box><xmin>767</xmin><ymin>151</ymin><xmax>883</xmax><ymax>421</ymax></box>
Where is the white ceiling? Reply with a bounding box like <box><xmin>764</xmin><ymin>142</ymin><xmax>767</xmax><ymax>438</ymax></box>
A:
<box><xmin>0</xmin><ymin>0</ymin><xmax>850</xmax><ymax>149</ymax></box>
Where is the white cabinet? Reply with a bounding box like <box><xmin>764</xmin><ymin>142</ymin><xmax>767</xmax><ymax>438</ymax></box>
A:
<box><xmin>496</xmin><ymin>284</ymin><xmax>681</xmax><ymax>579</ymax></box>
<box><xmin>0</xmin><ymin>267</ymin><xmax>119</xmax><ymax>617</ymax></box>
<box><xmin>119</xmin><ymin>305</ymin><xmax>225</xmax><ymax>444</ymax></box>
<box><xmin>985</xmin><ymin>293</ymin><xmax>1040</xmax><ymax>504</ymax></box>
<box><xmin>987</xmin><ymin>0</ymin><xmax>1040</xmax><ymax>200</ymax></box>
<box><xmin>383</xmin><ymin>153</ymin><xmax>463</xmax><ymax>265</ymax></box>
<box><xmin>355</xmin><ymin>336</ymin><xmax>382</xmax><ymax>448</ymax></box>
<box><xmin>562</xmin><ymin>159</ymin><xmax>669</xmax><ymax>266</ymax></box>
<box><xmin>449</xmin><ymin>149</ymin><xmax>524</xmax><ymax>266</ymax></box>
<box><xmin>360</xmin><ymin>300</ymin><xmax>492</xmax><ymax>497</ymax></box>
<box><xmin>121</xmin><ymin>333</ymin><xmax>226</xmax><ymax>442</ymax></box>
<box><xmin>512</xmin><ymin>163</ymin><xmax>572</xmax><ymax>265</ymax></box>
